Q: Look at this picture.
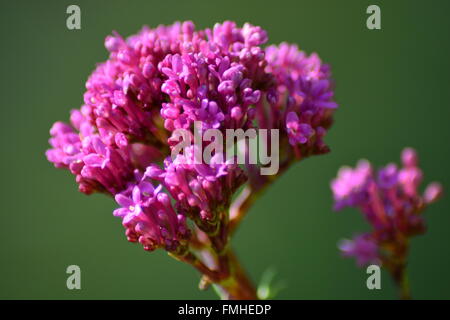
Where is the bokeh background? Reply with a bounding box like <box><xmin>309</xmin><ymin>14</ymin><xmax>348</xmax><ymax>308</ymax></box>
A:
<box><xmin>1</xmin><ymin>0</ymin><xmax>449</xmax><ymax>299</ymax></box>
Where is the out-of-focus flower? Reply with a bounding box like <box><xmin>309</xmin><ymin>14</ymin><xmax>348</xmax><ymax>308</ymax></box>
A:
<box><xmin>338</xmin><ymin>234</ymin><xmax>379</xmax><ymax>267</ymax></box>
<box><xmin>331</xmin><ymin>148</ymin><xmax>443</xmax><ymax>267</ymax></box>
<box><xmin>331</xmin><ymin>160</ymin><xmax>372</xmax><ymax>210</ymax></box>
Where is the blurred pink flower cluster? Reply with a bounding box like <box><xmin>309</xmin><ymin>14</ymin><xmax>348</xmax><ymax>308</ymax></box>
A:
<box><xmin>332</xmin><ymin>148</ymin><xmax>442</xmax><ymax>268</ymax></box>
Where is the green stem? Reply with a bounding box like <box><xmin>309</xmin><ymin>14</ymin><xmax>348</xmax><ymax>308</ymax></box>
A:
<box><xmin>176</xmin><ymin>234</ymin><xmax>257</xmax><ymax>299</ymax></box>
<box><xmin>214</xmin><ymin>248</ymin><xmax>258</xmax><ymax>300</ymax></box>
<box><xmin>389</xmin><ymin>240</ymin><xmax>412</xmax><ymax>300</ymax></box>
<box><xmin>384</xmin><ymin>252</ymin><xmax>411</xmax><ymax>300</ymax></box>
<box><xmin>393</xmin><ymin>265</ymin><xmax>411</xmax><ymax>300</ymax></box>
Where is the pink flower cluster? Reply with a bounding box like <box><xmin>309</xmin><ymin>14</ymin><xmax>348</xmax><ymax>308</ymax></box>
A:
<box><xmin>46</xmin><ymin>21</ymin><xmax>338</xmax><ymax>252</ymax></box>
<box><xmin>331</xmin><ymin>148</ymin><xmax>442</xmax><ymax>266</ymax></box>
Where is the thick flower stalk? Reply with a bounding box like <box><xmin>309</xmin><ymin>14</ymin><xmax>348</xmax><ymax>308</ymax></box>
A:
<box><xmin>331</xmin><ymin>148</ymin><xmax>442</xmax><ymax>299</ymax></box>
<box><xmin>46</xmin><ymin>21</ymin><xmax>338</xmax><ymax>299</ymax></box>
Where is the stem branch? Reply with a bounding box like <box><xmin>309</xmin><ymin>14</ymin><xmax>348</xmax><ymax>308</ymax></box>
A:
<box><xmin>215</xmin><ymin>248</ymin><xmax>258</xmax><ymax>300</ymax></box>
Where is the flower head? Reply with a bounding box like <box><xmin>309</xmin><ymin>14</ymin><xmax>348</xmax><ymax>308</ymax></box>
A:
<box><xmin>47</xmin><ymin>21</ymin><xmax>338</xmax><ymax>254</ymax></box>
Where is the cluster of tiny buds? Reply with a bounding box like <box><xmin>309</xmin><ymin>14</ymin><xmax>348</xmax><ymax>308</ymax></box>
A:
<box><xmin>46</xmin><ymin>21</ymin><xmax>338</xmax><ymax>252</ymax></box>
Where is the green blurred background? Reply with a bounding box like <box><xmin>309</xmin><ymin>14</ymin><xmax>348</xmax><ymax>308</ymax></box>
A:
<box><xmin>1</xmin><ymin>0</ymin><xmax>449</xmax><ymax>299</ymax></box>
